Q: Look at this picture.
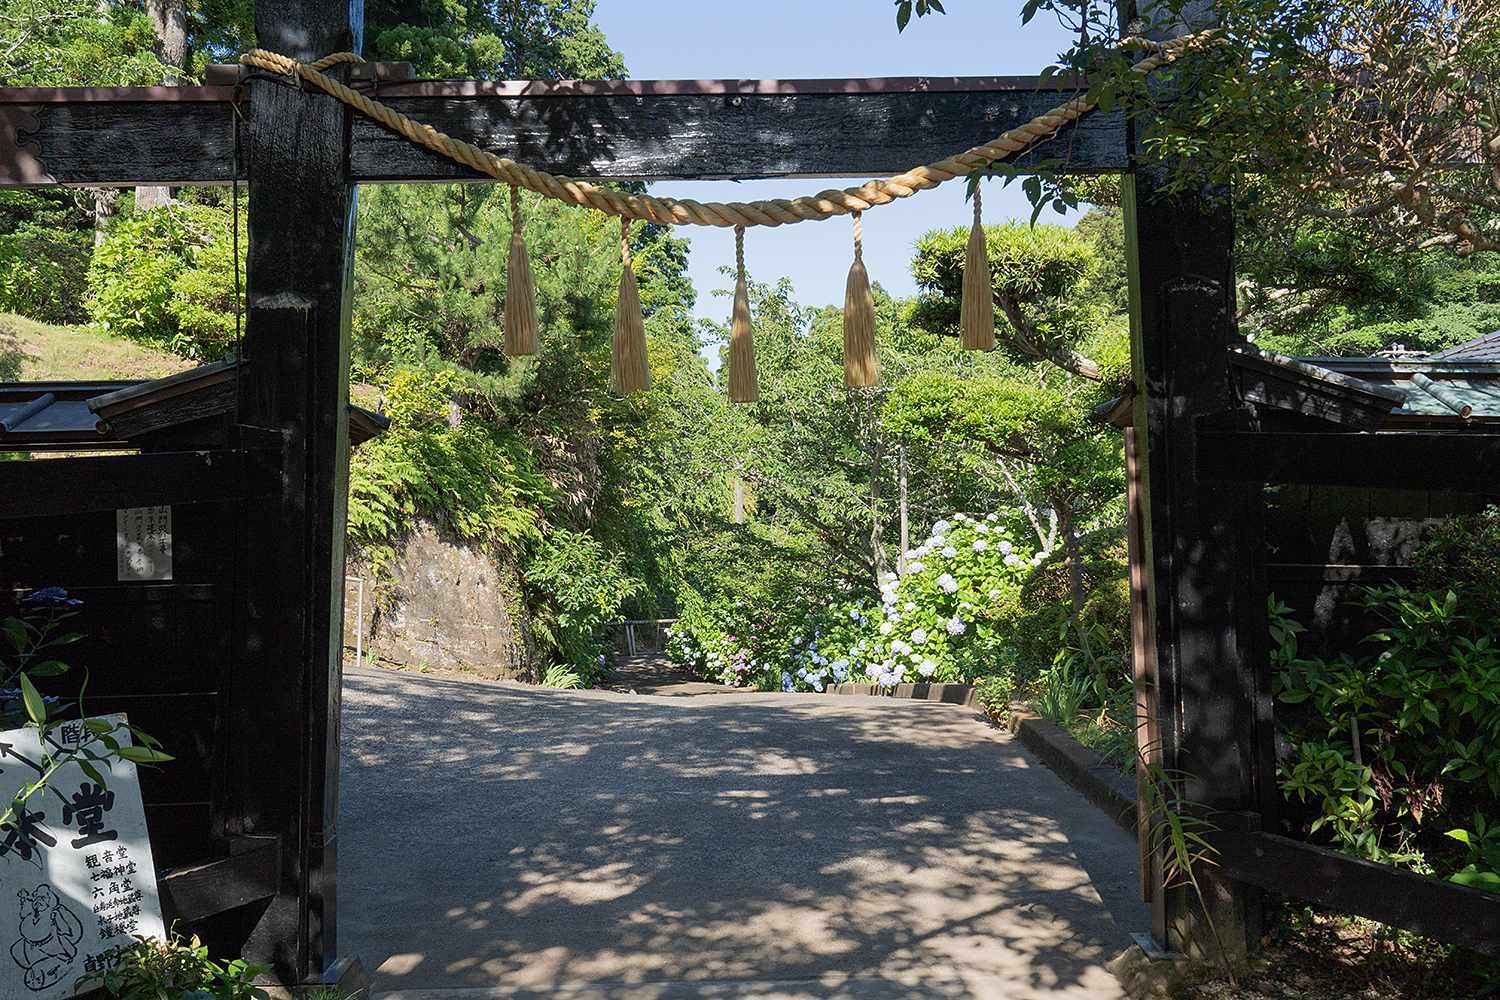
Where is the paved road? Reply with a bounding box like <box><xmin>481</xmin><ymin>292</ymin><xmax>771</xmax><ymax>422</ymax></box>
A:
<box><xmin>338</xmin><ymin>665</ymin><xmax>1146</xmax><ymax>1000</ymax></box>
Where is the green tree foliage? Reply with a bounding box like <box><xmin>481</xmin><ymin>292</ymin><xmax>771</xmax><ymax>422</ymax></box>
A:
<box><xmin>86</xmin><ymin>201</ymin><xmax>244</xmax><ymax>360</ymax></box>
<box><xmin>907</xmin><ymin>220</ymin><xmax>1120</xmax><ymax>381</ymax></box>
<box><xmin>0</xmin><ymin>0</ymin><xmax>164</xmax><ymax>85</ymax></box>
<box><xmin>524</xmin><ymin>526</ymin><xmax>643</xmax><ymax>685</ymax></box>
<box><xmin>1250</xmin><ymin>248</ymin><xmax>1500</xmax><ymax>358</ymax></box>
<box><xmin>366</xmin><ymin>0</ymin><xmax>625</xmax><ymax>80</ymax></box>
<box><xmin>695</xmin><ymin>276</ymin><xmax>913</xmax><ymax>593</ymax></box>
<box><xmin>1026</xmin><ymin>0</ymin><xmax>1500</xmax><ymax>258</ymax></box>
<box><xmin>349</xmin><ymin>173</ymin><xmax>730</xmax><ymax>668</ymax></box>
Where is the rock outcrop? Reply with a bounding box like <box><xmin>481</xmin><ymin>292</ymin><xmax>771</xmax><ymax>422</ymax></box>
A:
<box><xmin>345</xmin><ymin>521</ymin><xmax>535</xmax><ymax>680</ymax></box>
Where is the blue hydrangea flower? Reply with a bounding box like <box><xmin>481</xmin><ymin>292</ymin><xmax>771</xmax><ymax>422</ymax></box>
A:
<box><xmin>22</xmin><ymin>587</ymin><xmax>81</xmax><ymax>605</ymax></box>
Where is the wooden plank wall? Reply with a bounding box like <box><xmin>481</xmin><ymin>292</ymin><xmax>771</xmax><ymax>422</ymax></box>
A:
<box><xmin>0</xmin><ymin>503</ymin><xmax>233</xmax><ymax>872</ymax></box>
<box><xmin>1264</xmin><ymin>485</ymin><xmax>1499</xmax><ymax>657</ymax></box>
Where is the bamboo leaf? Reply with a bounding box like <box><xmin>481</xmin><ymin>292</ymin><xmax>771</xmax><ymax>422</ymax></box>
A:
<box><xmin>19</xmin><ymin>675</ymin><xmax>45</xmax><ymax>726</ymax></box>
<box><xmin>116</xmin><ymin>745</ymin><xmax>174</xmax><ymax>764</ymax></box>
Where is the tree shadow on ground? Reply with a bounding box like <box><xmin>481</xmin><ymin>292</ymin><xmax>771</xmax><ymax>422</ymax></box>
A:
<box><xmin>0</xmin><ymin>319</ymin><xmax>35</xmax><ymax>380</ymax></box>
<box><xmin>339</xmin><ymin>668</ymin><xmax>1143</xmax><ymax>1000</ymax></box>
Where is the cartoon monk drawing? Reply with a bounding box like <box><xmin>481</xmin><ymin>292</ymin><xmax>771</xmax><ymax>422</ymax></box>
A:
<box><xmin>11</xmin><ymin>885</ymin><xmax>82</xmax><ymax>991</ymax></box>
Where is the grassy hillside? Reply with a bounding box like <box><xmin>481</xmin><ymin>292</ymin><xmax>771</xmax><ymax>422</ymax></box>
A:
<box><xmin>0</xmin><ymin>313</ymin><xmax>192</xmax><ymax>383</ymax></box>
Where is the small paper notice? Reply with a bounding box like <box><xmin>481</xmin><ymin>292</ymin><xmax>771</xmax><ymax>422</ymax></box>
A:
<box><xmin>116</xmin><ymin>507</ymin><xmax>172</xmax><ymax>582</ymax></box>
<box><xmin>0</xmin><ymin>715</ymin><xmax>166</xmax><ymax>999</ymax></box>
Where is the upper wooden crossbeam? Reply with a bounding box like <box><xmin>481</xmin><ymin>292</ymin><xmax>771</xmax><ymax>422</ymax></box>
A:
<box><xmin>0</xmin><ymin>76</ymin><xmax>1128</xmax><ymax>189</ymax></box>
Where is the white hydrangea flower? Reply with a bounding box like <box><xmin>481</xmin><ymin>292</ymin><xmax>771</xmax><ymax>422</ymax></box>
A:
<box><xmin>941</xmin><ymin>546</ymin><xmax>957</xmax><ymax>558</ymax></box>
<box><xmin>999</xmin><ymin>540</ymin><xmax>1013</xmax><ymax>555</ymax></box>
<box><xmin>972</xmin><ymin>540</ymin><xmax>988</xmax><ymax>552</ymax></box>
<box><xmin>933</xmin><ymin>519</ymin><xmax>951</xmax><ymax>534</ymax></box>
<box><xmin>918</xmin><ymin>659</ymin><xmax>936</xmax><ymax>677</ymax></box>
<box><xmin>989</xmin><ymin>589</ymin><xmax>1002</xmax><ymax>599</ymax></box>
<box><xmin>975</xmin><ymin>523</ymin><xmax>989</xmax><ymax>534</ymax></box>
<box><xmin>879</xmin><ymin>620</ymin><xmax>894</xmax><ymax>635</ymax></box>
<box><xmin>1004</xmin><ymin>554</ymin><xmax>1021</xmax><ymax>567</ymax></box>
<box><xmin>904</xmin><ymin>561</ymin><xmax>925</xmax><ymax>574</ymax></box>
<box><xmin>986</xmin><ymin>513</ymin><xmax>998</xmax><ymax>521</ymax></box>
<box><xmin>928</xmin><ymin>534</ymin><xmax>945</xmax><ymax>548</ymax></box>
<box><xmin>905</xmin><ymin>601</ymin><xmax>917</xmax><ymax>612</ymax></box>
<box><xmin>911</xmin><ymin>628</ymin><xmax>929</xmax><ymax>644</ymax></box>
<box><xmin>937</xmin><ymin>574</ymin><xmax>959</xmax><ymax>594</ymax></box>
<box><xmin>946</xmin><ymin>616</ymin><xmax>966</xmax><ymax>636</ymax></box>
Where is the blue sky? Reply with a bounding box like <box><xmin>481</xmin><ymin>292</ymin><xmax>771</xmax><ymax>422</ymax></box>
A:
<box><xmin>590</xmin><ymin>1</ymin><xmax>1081</xmax><ymax>336</ymax></box>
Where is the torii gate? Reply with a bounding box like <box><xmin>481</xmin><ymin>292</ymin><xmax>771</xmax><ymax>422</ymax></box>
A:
<box><xmin>7</xmin><ymin>0</ymin><xmax>1499</xmax><ymax>991</ymax></box>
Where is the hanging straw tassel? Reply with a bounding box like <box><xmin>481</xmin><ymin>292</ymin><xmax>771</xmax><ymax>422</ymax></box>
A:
<box><xmin>504</xmin><ymin>185</ymin><xmax>539</xmax><ymax>357</ymax></box>
<box><xmin>961</xmin><ymin>185</ymin><xmax>996</xmax><ymax>352</ymax></box>
<box><xmin>611</xmin><ymin>216</ymin><xmax>650</xmax><ymax>393</ymax></box>
<box><xmin>843</xmin><ymin>210</ymin><xmax>879</xmax><ymax>388</ymax></box>
<box><xmin>727</xmin><ymin>225</ymin><xmax>760</xmax><ymax>403</ymax></box>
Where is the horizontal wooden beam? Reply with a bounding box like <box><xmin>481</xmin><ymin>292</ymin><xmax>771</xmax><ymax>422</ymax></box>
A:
<box><xmin>1211</xmin><ymin>813</ymin><xmax>1500</xmax><ymax>957</ymax></box>
<box><xmin>0</xmin><ymin>76</ymin><xmax>1128</xmax><ymax>188</ymax></box>
<box><xmin>0</xmin><ymin>448</ymin><xmax>279</xmax><ymax>519</ymax></box>
<box><xmin>1196</xmin><ymin>429</ymin><xmax>1500</xmax><ymax>491</ymax></box>
<box><xmin>160</xmin><ymin>836</ymin><xmax>280</xmax><ymax>923</ymax></box>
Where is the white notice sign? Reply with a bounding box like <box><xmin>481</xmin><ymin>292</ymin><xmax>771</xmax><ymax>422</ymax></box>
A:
<box><xmin>0</xmin><ymin>716</ymin><xmax>165</xmax><ymax>998</ymax></box>
<box><xmin>116</xmin><ymin>507</ymin><xmax>172</xmax><ymax>582</ymax></box>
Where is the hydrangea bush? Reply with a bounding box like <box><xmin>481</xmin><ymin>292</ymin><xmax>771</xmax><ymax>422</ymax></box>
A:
<box><xmin>668</xmin><ymin>513</ymin><xmax>1044</xmax><ymax>693</ymax></box>
<box><xmin>667</xmin><ymin>593</ymin><xmax>794</xmax><ymax>688</ymax></box>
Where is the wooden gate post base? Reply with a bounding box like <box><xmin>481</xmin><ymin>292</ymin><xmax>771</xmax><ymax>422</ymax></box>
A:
<box><xmin>1164</xmin><ymin>870</ymin><xmax>1262</xmax><ymax>964</ymax></box>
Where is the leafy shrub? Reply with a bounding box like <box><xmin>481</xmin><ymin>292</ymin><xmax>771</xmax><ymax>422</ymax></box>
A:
<box><xmin>76</xmin><ymin>930</ymin><xmax>268</xmax><ymax>1000</ymax></box>
<box><xmin>1274</xmin><ymin>584</ymin><xmax>1500</xmax><ymax>886</ymax></box>
<box><xmin>524</xmin><ymin>527</ymin><xmax>643</xmax><ymax>687</ymax></box>
<box><xmin>667</xmin><ymin>592</ymin><xmax>796</xmax><ymax>689</ymax></box>
<box><xmin>1412</xmin><ymin>504</ymin><xmax>1500</xmax><ymax>621</ymax></box>
<box><xmin>668</xmin><ymin>512</ymin><xmax>1042</xmax><ymax>692</ymax></box>
<box><xmin>0</xmin><ymin>228</ymin><xmax>89</xmax><ymax>324</ymax></box>
<box><xmin>86</xmin><ymin>204</ymin><xmax>243</xmax><ymax>360</ymax></box>
<box><xmin>0</xmin><ymin>192</ymin><xmax>90</xmax><ymax>324</ymax></box>
<box><xmin>1009</xmin><ymin>525</ymin><xmax>1130</xmax><ymax>687</ymax></box>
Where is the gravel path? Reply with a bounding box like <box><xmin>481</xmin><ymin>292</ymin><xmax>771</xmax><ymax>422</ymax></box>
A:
<box><xmin>337</xmin><ymin>665</ymin><xmax>1146</xmax><ymax>1000</ymax></box>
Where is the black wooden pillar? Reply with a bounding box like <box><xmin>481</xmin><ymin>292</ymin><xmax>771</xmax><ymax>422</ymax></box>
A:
<box><xmin>1124</xmin><ymin>168</ymin><xmax>1273</xmax><ymax>957</ymax></box>
<box><xmin>223</xmin><ymin>0</ymin><xmax>361</xmax><ymax>984</ymax></box>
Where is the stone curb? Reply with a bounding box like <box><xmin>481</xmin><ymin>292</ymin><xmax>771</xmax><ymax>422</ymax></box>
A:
<box><xmin>828</xmin><ymin>681</ymin><xmax>979</xmax><ymax>707</ymax></box>
<box><xmin>1006</xmin><ymin>705</ymin><xmax>1138</xmax><ymax>835</ymax></box>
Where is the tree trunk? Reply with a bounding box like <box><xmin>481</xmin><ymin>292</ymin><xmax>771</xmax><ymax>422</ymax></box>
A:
<box><xmin>868</xmin><ymin>402</ymin><xmax>887</xmax><ymax>588</ymax></box>
<box><xmin>137</xmin><ymin>0</ymin><xmax>187</xmax><ymax>211</ymax></box>
<box><xmin>995</xmin><ymin>292</ymin><xmax>1102</xmax><ymax>380</ymax></box>
<box><xmin>1057</xmin><ymin>498</ymin><xmax>1084</xmax><ymax>618</ymax></box>
<box><xmin>91</xmin><ymin>188</ymin><xmax>117</xmax><ymax>248</ymax></box>
<box><xmin>897</xmin><ymin>444</ymin><xmax>908</xmax><ymax>574</ymax></box>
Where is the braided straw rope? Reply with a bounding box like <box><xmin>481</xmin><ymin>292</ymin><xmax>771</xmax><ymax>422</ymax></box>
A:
<box><xmin>241</xmin><ymin>31</ymin><xmax>1215</xmax><ymax>229</ymax></box>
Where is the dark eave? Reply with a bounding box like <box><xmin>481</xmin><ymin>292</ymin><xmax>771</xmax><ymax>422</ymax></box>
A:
<box><xmin>88</xmin><ymin>356</ymin><xmax>240</xmax><ymax>439</ymax></box>
<box><xmin>1231</xmin><ymin>345</ymin><xmax>1406</xmax><ymax>432</ymax></box>
<box><xmin>348</xmin><ymin>405</ymin><xmax>391</xmax><ymax>447</ymax></box>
